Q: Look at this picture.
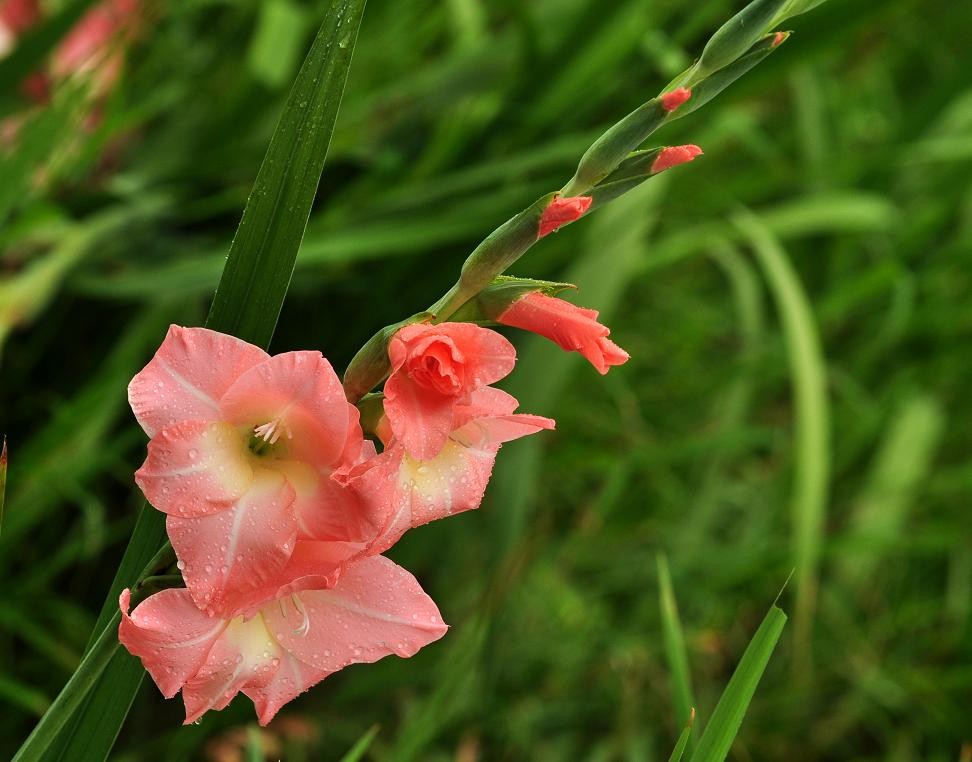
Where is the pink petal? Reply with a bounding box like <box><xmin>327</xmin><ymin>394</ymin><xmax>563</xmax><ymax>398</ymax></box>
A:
<box><xmin>497</xmin><ymin>292</ymin><xmax>629</xmax><ymax>374</ymax></box>
<box><xmin>167</xmin><ymin>470</ymin><xmax>299</xmax><ymax>616</ymax></box>
<box><xmin>118</xmin><ymin>588</ymin><xmax>226</xmax><ymax>699</ymax></box>
<box><xmin>386</xmin><ymin>324</ymin><xmax>516</xmax><ymax>459</ymax></box>
<box><xmin>577</xmin><ymin>336</ymin><xmax>630</xmax><ymax>375</ymax></box>
<box><xmin>391</xmin><ymin>323</ymin><xmax>516</xmax><ymax>391</ymax></box>
<box><xmin>181</xmin><ymin>615</ymin><xmax>283</xmax><ymax>725</ymax></box>
<box><xmin>135</xmin><ymin>420</ymin><xmax>254</xmax><ymax>517</ymax></box>
<box><xmin>219</xmin><ymin>351</ymin><xmax>352</xmax><ymax>469</ymax></box>
<box><xmin>650</xmin><ymin>144</ymin><xmax>703</xmax><ymax>174</ymax></box>
<box><xmin>262</xmin><ymin>556</ymin><xmax>448</xmax><ymax>675</ymax></box>
<box><xmin>218</xmin><ymin>539</ymin><xmax>365</xmax><ymax>620</ymax></box>
<box><xmin>244</xmin><ymin>651</ymin><xmax>329</xmax><ymax>726</ymax></box>
<box><xmin>128</xmin><ymin>325</ymin><xmax>269</xmax><ymax>437</ymax></box>
<box><xmin>538</xmin><ymin>196</ymin><xmax>593</xmax><ymax>238</ymax></box>
<box><xmin>660</xmin><ymin>87</ymin><xmax>692</xmax><ymax>112</ymax></box>
<box><xmin>384</xmin><ymin>372</ymin><xmax>457</xmax><ymax>460</ymax></box>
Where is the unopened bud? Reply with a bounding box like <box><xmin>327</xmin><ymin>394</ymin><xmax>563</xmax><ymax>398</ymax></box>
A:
<box><xmin>660</xmin><ymin>87</ymin><xmax>692</xmax><ymax>112</ymax></box>
<box><xmin>650</xmin><ymin>144</ymin><xmax>703</xmax><ymax>174</ymax></box>
<box><xmin>771</xmin><ymin>30</ymin><xmax>789</xmax><ymax>47</ymax></box>
<box><xmin>538</xmin><ymin>196</ymin><xmax>592</xmax><ymax>238</ymax></box>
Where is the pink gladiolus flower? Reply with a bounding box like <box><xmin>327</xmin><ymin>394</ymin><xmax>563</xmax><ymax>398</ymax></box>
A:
<box><xmin>497</xmin><ymin>292</ymin><xmax>629</xmax><ymax>374</ymax></box>
<box><xmin>538</xmin><ymin>196</ymin><xmax>593</xmax><ymax>238</ymax></box>
<box><xmin>119</xmin><ymin>556</ymin><xmax>447</xmax><ymax>725</ymax></box>
<box><xmin>384</xmin><ymin>322</ymin><xmax>517</xmax><ymax>460</ymax></box>
<box><xmin>660</xmin><ymin>87</ymin><xmax>691</xmax><ymax>112</ymax></box>
<box><xmin>53</xmin><ymin>0</ymin><xmax>138</xmax><ymax>84</ymax></box>
<box><xmin>650</xmin><ymin>144</ymin><xmax>703</xmax><ymax>174</ymax></box>
<box><xmin>129</xmin><ymin>326</ymin><xmax>375</xmax><ymax>615</ymax></box>
<box><xmin>350</xmin><ymin>387</ymin><xmax>554</xmax><ymax>552</ymax></box>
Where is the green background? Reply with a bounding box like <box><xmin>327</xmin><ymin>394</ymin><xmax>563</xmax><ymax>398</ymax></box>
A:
<box><xmin>1</xmin><ymin>0</ymin><xmax>969</xmax><ymax>759</ymax></box>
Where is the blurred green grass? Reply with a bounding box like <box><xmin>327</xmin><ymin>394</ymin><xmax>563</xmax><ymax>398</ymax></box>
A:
<box><xmin>1</xmin><ymin>0</ymin><xmax>970</xmax><ymax>759</ymax></box>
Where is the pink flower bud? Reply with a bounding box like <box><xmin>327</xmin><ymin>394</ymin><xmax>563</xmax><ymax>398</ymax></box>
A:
<box><xmin>538</xmin><ymin>196</ymin><xmax>593</xmax><ymax>238</ymax></box>
<box><xmin>660</xmin><ymin>87</ymin><xmax>692</xmax><ymax>113</ymax></box>
<box><xmin>498</xmin><ymin>292</ymin><xmax>629</xmax><ymax>374</ymax></box>
<box><xmin>772</xmin><ymin>31</ymin><xmax>788</xmax><ymax>48</ymax></box>
<box><xmin>650</xmin><ymin>144</ymin><xmax>704</xmax><ymax>174</ymax></box>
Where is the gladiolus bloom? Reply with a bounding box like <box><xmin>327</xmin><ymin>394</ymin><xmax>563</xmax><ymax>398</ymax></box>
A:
<box><xmin>129</xmin><ymin>326</ymin><xmax>372</xmax><ymax>615</ymax></box>
<box><xmin>351</xmin><ymin>387</ymin><xmax>554</xmax><ymax>552</ymax></box>
<box><xmin>497</xmin><ymin>292</ymin><xmax>629</xmax><ymax>374</ymax></box>
<box><xmin>538</xmin><ymin>196</ymin><xmax>593</xmax><ymax>238</ymax></box>
<box><xmin>119</xmin><ymin>556</ymin><xmax>447</xmax><ymax>725</ymax></box>
<box><xmin>384</xmin><ymin>322</ymin><xmax>516</xmax><ymax>460</ymax></box>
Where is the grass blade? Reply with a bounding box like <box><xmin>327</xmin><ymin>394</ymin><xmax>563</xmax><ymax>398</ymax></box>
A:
<box><xmin>657</xmin><ymin>554</ymin><xmax>696</xmax><ymax>729</ymax></box>
<box><xmin>13</xmin><ymin>2</ymin><xmax>369</xmax><ymax>760</ymax></box>
<box><xmin>667</xmin><ymin>709</ymin><xmax>696</xmax><ymax>762</ymax></box>
<box><xmin>338</xmin><ymin>725</ymin><xmax>380</xmax><ymax>762</ymax></box>
<box><xmin>689</xmin><ymin>605</ymin><xmax>788</xmax><ymax>762</ymax></box>
<box><xmin>736</xmin><ymin>211</ymin><xmax>829</xmax><ymax>677</ymax></box>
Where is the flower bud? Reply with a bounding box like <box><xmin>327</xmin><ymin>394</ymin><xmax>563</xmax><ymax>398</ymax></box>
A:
<box><xmin>538</xmin><ymin>195</ymin><xmax>592</xmax><ymax>238</ymax></box>
<box><xmin>650</xmin><ymin>144</ymin><xmax>703</xmax><ymax>174</ymax></box>
<box><xmin>660</xmin><ymin>87</ymin><xmax>692</xmax><ymax>112</ymax></box>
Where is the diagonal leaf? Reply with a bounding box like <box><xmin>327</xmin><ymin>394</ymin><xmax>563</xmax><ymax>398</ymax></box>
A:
<box><xmin>689</xmin><ymin>605</ymin><xmax>787</xmax><ymax>762</ymax></box>
<box><xmin>657</xmin><ymin>554</ymin><xmax>696</xmax><ymax>730</ymax></box>
<box><xmin>667</xmin><ymin>709</ymin><xmax>696</xmax><ymax>762</ymax></box>
<box><xmin>13</xmin><ymin>2</ymin><xmax>368</xmax><ymax>760</ymax></box>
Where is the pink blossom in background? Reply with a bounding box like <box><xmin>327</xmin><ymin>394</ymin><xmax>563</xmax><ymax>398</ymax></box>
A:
<box><xmin>384</xmin><ymin>322</ymin><xmax>516</xmax><ymax>460</ymax></box>
<box><xmin>119</xmin><ymin>556</ymin><xmax>447</xmax><ymax>725</ymax></box>
<box><xmin>350</xmin><ymin>386</ymin><xmax>554</xmax><ymax>553</ymax></box>
<box><xmin>0</xmin><ymin>0</ymin><xmax>38</xmax><ymax>55</ymax></box>
<box><xmin>129</xmin><ymin>326</ymin><xmax>377</xmax><ymax>616</ymax></box>
<box><xmin>538</xmin><ymin>196</ymin><xmax>592</xmax><ymax>238</ymax></box>
<box><xmin>53</xmin><ymin>0</ymin><xmax>139</xmax><ymax>87</ymax></box>
<box><xmin>497</xmin><ymin>292</ymin><xmax>629</xmax><ymax>374</ymax></box>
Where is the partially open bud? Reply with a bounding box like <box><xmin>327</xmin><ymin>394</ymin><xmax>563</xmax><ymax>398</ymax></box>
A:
<box><xmin>660</xmin><ymin>87</ymin><xmax>692</xmax><ymax>112</ymax></box>
<box><xmin>771</xmin><ymin>30</ymin><xmax>789</xmax><ymax>47</ymax></box>
<box><xmin>538</xmin><ymin>196</ymin><xmax>592</xmax><ymax>238</ymax></box>
<box><xmin>650</xmin><ymin>144</ymin><xmax>703</xmax><ymax>174</ymax></box>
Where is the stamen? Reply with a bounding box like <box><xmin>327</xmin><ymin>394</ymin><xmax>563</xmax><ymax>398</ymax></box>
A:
<box><xmin>253</xmin><ymin>418</ymin><xmax>291</xmax><ymax>445</ymax></box>
<box><xmin>290</xmin><ymin>593</ymin><xmax>310</xmax><ymax>636</ymax></box>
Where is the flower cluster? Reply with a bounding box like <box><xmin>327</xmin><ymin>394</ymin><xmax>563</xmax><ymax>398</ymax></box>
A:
<box><xmin>119</xmin><ymin>269</ymin><xmax>628</xmax><ymax>725</ymax></box>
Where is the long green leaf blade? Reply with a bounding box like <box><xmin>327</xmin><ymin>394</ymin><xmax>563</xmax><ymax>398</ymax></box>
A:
<box><xmin>689</xmin><ymin>605</ymin><xmax>787</xmax><ymax>762</ymax></box>
<box><xmin>13</xmin><ymin>2</ymin><xmax>368</xmax><ymax>760</ymax></box>
<box><xmin>207</xmin><ymin>0</ymin><xmax>367</xmax><ymax>348</ymax></box>
<box><xmin>737</xmin><ymin>211</ymin><xmax>829</xmax><ymax>676</ymax></box>
<box><xmin>657</xmin><ymin>554</ymin><xmax>696</xmax><ymax>729</ymax></box>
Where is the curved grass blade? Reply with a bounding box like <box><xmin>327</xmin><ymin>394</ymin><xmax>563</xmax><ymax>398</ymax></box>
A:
<box><xmin>667</xmin><ymin>709</ymin><xmax>696</xmax><ymax>762</ymax></box>
<box><xmin>688</xmin><ymin>605</ymin><xmax>787</xmax><ymax>762</ymax></box>
<box><xmin>657</xmin><ymin>554</ymin><xmax>696</xmax><ymax>730</ymax></box>
<box><xmin>13</xmin><ymin>2</ymin><xmax>368</xmax><ymax>760</ymax></box>
<box><xmin>338</xmin><ymin>725</ymin><xmax>380</xmax><ymax>762</ymax></box>
<box><xmin>736</xmin><ymin>211</ymin><xmax>829</xmax><ymax>678</ymax></box>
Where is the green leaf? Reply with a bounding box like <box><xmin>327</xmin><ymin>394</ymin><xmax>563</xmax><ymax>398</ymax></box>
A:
<box><xmin>13</xmin><ymin>2</ymin><xmax>368</xmax><ymax>760</ymax></box>
<box><xmin>667</xmin><ymin>710</ymin><xmax>696</xmax><ymax>762</ymax></box>
<box><xmin>689</xmin><ymin>605</ymin><xmax>788</xmax><ymax>762</ymax></box>
<box><xmin>338</xmin><ymin>725</ymin><xmax>380</xmax><ymax>762</ymax></box>
<box><xmin>207</xmin><ymin>0</ymin><xmax>367</xmax><ymax>348</ymax></box>
<box><xmin>657</xmin><ymin>554</ymin><xmax>696</xmax><ymax>729</ymax></box>
<box><xmin>737</xmin><ymin>211</ymin><xmax>829</xmax><ymax>676</ymax></box>
<box><xmin>698</xmin><ymin>0</ymin><xmax>788</xmax><ymax>75</ymax></box>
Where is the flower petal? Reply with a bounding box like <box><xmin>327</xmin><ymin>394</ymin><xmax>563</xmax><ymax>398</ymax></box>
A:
<box><xmin>167</xmin><ymin>469</ymin><xmax>298</xmax><ymax>615</ymax></box>
<box><xmin>128</xmin><ymin>325</ymin><xmax>269</xmax><ymax>437</ymax></box>
<box><xmin>243</xmin><ymin>650</ymin><xmax>329</xmax><ymax>726</ymax></box>
<box><xmin>262</xmin><ymin>556</ymin><xmax>448</xmax><ymax>675</ymax></box>
<box><xmin>384</xmin><ymin>371</ymin><xmax>457</xmax><ymax>460</ymax></box>
<box><xmin>118</xmin><ymin>588</ymin><xmax>226</xmax><ymax>699</ymax></box>
<box><xmin>219</xmin><ymin>351</ymin><xmax>352</xmax><ymax>469</ymax></box>
<box><xmin>391</xmin><ymin>322</ymin><xmax>516</xmax><ymax>388</ymax></box>
<box><xmin>181</xmin><ymin>615</ymin><xmax>281</xmax><ymax>725</ymax></box>
<box><xmin>135</xmin><ymin>421</ymin><xmax>254</xmax><ymax>517</ymax></box>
